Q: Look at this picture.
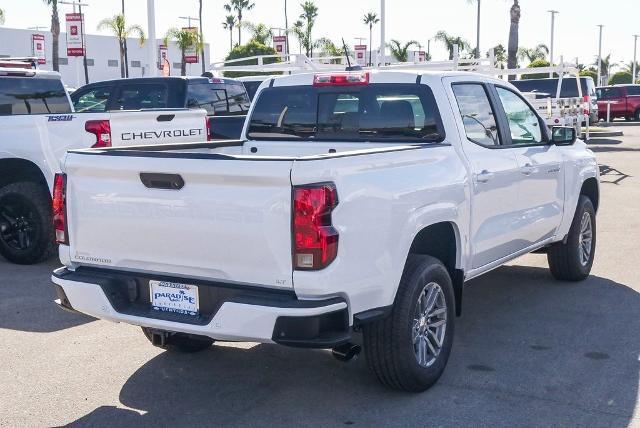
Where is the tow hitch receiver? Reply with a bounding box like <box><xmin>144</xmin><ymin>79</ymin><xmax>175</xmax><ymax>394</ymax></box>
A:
<box><xmin>149</xmin><ymin>329</ymin><xmax>169</xmax><ymax>347</ymax></box>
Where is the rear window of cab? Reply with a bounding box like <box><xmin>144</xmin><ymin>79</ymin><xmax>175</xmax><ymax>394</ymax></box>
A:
<box><xmin>247</xmin><ymin>83</ymin><xmax>445</xmax><ymax>142</ymax></box>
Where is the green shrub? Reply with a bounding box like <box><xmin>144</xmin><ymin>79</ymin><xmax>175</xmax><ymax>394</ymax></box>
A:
<box><xmin>608</xmin><ymin>71</ymin><xmax>633</xmax><ymax>85</ymax></box>
<box><xmin>521</xmin><ymin>59</ymin><xmax>554</xmax><ymax>80</ymax></box>
<box><xmin>223</xmin><ymin>40</ymin><xmax>282</xmax><ymax>78</ymax></box>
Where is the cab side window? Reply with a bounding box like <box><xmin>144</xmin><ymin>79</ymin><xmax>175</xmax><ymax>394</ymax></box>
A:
<box><xmin>495</xmin><ymin>87</ymin><xmax>542</xmax><ymax>145</ymax></box>
<box><xmin>452</xmin><ymin>84</ymin><xmax>500</xmax><ymax>146</ymax></box>
<box><xmin>73</xmin><ymin>87</ymin><xmax>111</xmax><ymax>112</ymax></box>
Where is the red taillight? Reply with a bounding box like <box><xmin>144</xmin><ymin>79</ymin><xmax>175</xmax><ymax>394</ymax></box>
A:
<box><xmin>52</xmin><ymin>173</ymin><xmax>68</xmax><ymax>245</ymax></box>
<box><xmin>85</xmin><ymin>120</ymin><xmax>111</xmax><ymax>148</ymax></box>
<box><xmin>293</xmin><ymin>183</ymin><xmax>339</xmax><ymax>270</ymax></box>
<box><xmin>313</xmin><ymin>72</ymin><xmax>369</xmax><ymax>87</ymax></box>
<box><xmin>206</xmin><ymin>117</ymin><xmax>212</xmax><ymax>141</ymax></box>
<box><xmin>583</xmin><ymin>95</ymin><xmax>590</xmax><ymax>114</ymax></box>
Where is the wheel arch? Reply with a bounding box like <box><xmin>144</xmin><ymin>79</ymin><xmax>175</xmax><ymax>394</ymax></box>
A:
<box><xmin>407</xmin><ymin>221</ymin><xmax>464</xmax><ymax>316</ymax></box>
<box><xmin>0</xmin><ymin>158</ymin><xmax>50</xmax><ymax>193</ymax></box>
<box><xmin>580</xmin><ymin>177</ymin><xmax>599</xmax><ymax>212</ymax></box>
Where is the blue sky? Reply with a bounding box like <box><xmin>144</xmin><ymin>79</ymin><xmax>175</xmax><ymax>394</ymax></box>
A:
<box><xmin>1</xmin><ymin>0</ymin><xmax>639</xmax><ymax>70</ymax></box>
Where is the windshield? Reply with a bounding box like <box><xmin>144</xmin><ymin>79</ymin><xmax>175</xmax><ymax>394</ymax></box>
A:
<box><xmin>247</xmin><ymin>84</ymin><xmax>445</xmax><ymax>142</ymax></box>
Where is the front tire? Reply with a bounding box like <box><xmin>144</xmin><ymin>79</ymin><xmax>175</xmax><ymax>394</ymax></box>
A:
<box><xmin>363</xmin><ymin>255</ymin><xmax>455</xmax><ymax>392</ymax></box>
<box><xmin>547</xmin><ymin>195</ymin><xmax>596</xmax><ymax>281</ymax></box>
<box><xmin>0</xmin><ymin>182</ymin><xmax>56</xmax><ymax>265</ymax></box>
<box><xmin>141</xmin><ymin>327</ymin><xmax>214</xmax><ymax>353</ymax></box>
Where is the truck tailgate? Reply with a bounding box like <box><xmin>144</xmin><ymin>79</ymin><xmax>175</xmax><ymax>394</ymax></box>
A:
<box><xmin>63</xmin><ymin>152</ymin><xmax>294</xmax><ymax>289</ymax></box>
<box><xmin>109</xmin><ymin>109</ymin><xmax>208</xmax><ymax>146</ymax></box>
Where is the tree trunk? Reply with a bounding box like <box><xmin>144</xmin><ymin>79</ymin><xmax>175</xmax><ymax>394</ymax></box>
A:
<box><xmin>199</xmin><ymin>0</ymin><xmax>205</xmax><ymax>74</ymax></box>
<box><xmin>181</xmin><ymin>49</ymin><xmax>186</xmax><ymax>76</ymax></box>
<box><xmin>119</xmin><ymin>41</ymin><xmax>126</xmax><ymax>78</ymax></box>
<box><xmin>369</xmin><ymin>25</ymin><xmax>372</xmax><ymax>66</ymax></box>
<box><xmin>51</xmin><ymin>1</ymin><xmax>60</xmax><ymax>72</ymax></box>
<box><xmin>238</xmin><ymin>12</ymin><xmax>242</xmax><ymax>45</ymax></box>
<box><xmin>507</xmin><ymin>0</ymin><xmax>520</xmax><ymax>80</ymax></box>
<box><xmin>122</xmin><ymin>0</ymin><xmax>129</xmax><ymax>77</ymax></box>
<box><xmin>230</xmin><ymin>29</ymin><xmax>233</xmax><ymax>51</ymax></box>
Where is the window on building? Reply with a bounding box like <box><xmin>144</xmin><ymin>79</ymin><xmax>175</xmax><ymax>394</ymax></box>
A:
<box><xmin>131</xmin><ymin>60</ymin><xmax>141</xmax><ymax>68</ymax></box>
<box><xmin>59</xmin><ymin>57</ymin><xmax>68</xmax><ymax>65</ymax></box>
<box><xmin>173</xmin><ymin>62</ymin><xmax>182</xmax><ymax>69</ymax></box>
<box><xmin>107</xmin><ymin>59</ymin><xmax>118</xmax><ymax>67</ymax></box>
<box><xmin>86</xmin><ymin>58</ymin><xmax>95</xmax><ymax>66</ymax></box>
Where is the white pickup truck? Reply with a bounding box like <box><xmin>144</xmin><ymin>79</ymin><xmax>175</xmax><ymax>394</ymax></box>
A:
<box><xmin>51</xmin><ymin>70</ymin><xmax>600</xmax><ymax>392</ymax></box>
<box><xmin>0</xmin><ymin>68</ymin><xmax>208</xmax><ymax>264</ymax></box>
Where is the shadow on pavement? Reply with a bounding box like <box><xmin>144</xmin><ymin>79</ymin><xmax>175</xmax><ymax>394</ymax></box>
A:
<box><xmin>69</xmin><ymin>265</ymin><xmax>639</xmax><ymax>427</ymax></box>
<box><xmin>0</xmin><ymin>258</ymin><xmax>94</xmax><ymax>332</ymax></box>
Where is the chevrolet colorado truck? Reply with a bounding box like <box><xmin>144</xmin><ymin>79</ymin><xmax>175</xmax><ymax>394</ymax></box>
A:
<box><xmin>51</xmin><ymin>70</ymin><xmax>600</xmax><ymax>392</ymax></box>
<box><xmin>596</xmin><ymin>84</ymin><xmax>640</xmax><ymax>121</ymax></box>
<box><xmin>0</xmin><ymin>68</ymin><xmax>208</xmax><ymax>264</ymax></box>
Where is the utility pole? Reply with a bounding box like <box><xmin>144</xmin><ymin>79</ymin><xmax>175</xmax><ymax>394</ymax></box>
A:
<box><xmin>548</xmin><ymin>10</ymin><xmax>558</xmax><ymax>77</ymax></box>
<box><xmin>380</xmin><ymin>0</ymin><xmax>385</xmax><ymax>65</ymax></box>
<box><xmin>633</xmin><ymin>34</ymin><xmax>639</xmax><ymax>84</ymax></box>
<box><xmin>475</xmin><ymin>0</ymin><xmax>481</xmax><ymax>59</ymax></box>
<box><xmin>284</xmin><ymin>0</ymin><xmax>289</xmax><ymax>56</ymax></box>
<box><xmin>147</xmin><ymin>0</ymin><xmax>157</xmax><ymax>77</ymax></box>
<box><xmin>122</xmin><ymin>0</ymin><xmax>129</xmax><ymax>77</ymax></box>
<box><xmin>597</xmin><ymin>25</ymin><xmax>604</xmax><ymax>86</ymax></box>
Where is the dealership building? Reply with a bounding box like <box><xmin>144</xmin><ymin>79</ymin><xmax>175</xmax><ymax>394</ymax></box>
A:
<box><xmin>0</xmin><ymin>26</ymin><xmax>211</xmax><ymax>89</ymax></box>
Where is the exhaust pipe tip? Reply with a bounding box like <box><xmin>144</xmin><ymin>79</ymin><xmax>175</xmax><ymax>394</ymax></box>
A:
<box><xmin>332</xmin><ymin>343</ymin><xmax>361</xmax><ymax>362</ymax></box>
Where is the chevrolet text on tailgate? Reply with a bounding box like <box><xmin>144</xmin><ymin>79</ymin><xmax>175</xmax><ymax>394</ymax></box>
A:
<box><xmin>52</xmin><ymin>70</ymin><xmax>600</xmax><ymax>392</ymax></box>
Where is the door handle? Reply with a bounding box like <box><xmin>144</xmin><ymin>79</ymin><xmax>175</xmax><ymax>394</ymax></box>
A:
<box><xmin>140</xmin><ymin>173</ymin><xmax>185</xmax><ymax>190</ymax></box>
<box><xmin>476</xmin><ymin>170</ymin><xmax>495</xmax><ymax>183</ymax></box>
<box><xmin>521</xmin><ymin>163</ymin><xmax>535</xmax><ymax>176</ymax></box>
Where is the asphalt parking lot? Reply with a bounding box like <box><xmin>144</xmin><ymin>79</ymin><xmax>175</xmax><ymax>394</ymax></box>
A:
<box><xmin>1</xmin><ymin>127</ymin><xmax>639</xmax><ymax>427</ymax></box>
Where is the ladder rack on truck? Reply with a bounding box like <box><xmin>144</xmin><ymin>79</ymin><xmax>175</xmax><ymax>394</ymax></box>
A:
<box><xmin>210</xmin><ymin>49</ymin><xmax>588</xmax><ymax>137</ymax></box>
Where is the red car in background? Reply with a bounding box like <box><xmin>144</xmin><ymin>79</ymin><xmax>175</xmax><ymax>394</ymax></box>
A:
<box><xmin>596</xmin><ymin>85</ymin><xmax>640</xmax><ymax>121</ymax></box>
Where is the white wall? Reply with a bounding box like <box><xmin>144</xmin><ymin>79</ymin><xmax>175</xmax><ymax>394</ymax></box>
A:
<box><xmin>0</xmin><ymin>27</ymin><xmax>210</xmax><ymax>89</ymax></box>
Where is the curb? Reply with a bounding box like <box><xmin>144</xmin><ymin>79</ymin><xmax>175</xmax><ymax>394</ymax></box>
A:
<box><xmin>581</xmin><ymin>131</ymin><xmax>624</xmax><ymax>139</ymax></box>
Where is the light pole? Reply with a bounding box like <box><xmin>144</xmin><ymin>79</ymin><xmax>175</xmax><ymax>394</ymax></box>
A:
<box><xmin>597</xmin><ymin>25</ymin><xmax>604</xmax><ymax>86</ymax></box>
<box><xmin>475</xmin><ymin>0</ymin><xmax>481</xmax><ymax>59</ymax></box>
<box><xmin>548</xmin><ymin>10</ymin><xmax>558</xmax><ymax>77</ymax></box>
<box><xmin>147</xmin><ymin>0</ymin><xmax>157</xmax><ymax>77</ymax></box>
<box><xmin>633</xmin><ymin>34</ymin><xmax>639</xmax><ymax>84</ymax></box>
<box><xmin>122</xmin><ymin>0</ymin><xmax>129</xmax><ymax>77</ymax></box>
<box><xmin>380</xmin><ymin>0</ymin><xmax>385</xmax><ymax>65</ymax></box>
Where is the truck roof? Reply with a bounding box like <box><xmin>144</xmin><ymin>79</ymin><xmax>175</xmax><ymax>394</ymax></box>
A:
<box><xmin>76</xmin><ymin>76</ymin><xmax>244</xmax><ymax>89</ymax></box>
<box><xmin>0</xmin><ymin>68</ymin><xmax>62</xmax><ymax>79</ymax></box>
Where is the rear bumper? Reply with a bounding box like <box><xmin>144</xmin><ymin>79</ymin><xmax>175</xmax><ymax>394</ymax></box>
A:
<box><xmin>52</xmin><ymin>267</ymin><xmax>350</xmax><ymax>348</ymax></box>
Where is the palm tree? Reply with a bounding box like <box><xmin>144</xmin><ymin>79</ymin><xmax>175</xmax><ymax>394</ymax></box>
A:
<box><xmin>291</xmin><ymin>20</ymin><xmax>305</xmax><ymax>54</ymax></box>
<box><xmin>223</xmin><ymin>15</ymin><xmax>237</xmax><ymax>50</ymax></box>
<box><xmin>198</xmin><ymin>0</ymin><xmax>205</xmax><ymax>74</ymax></box>
<box><xmin>594</xmin><ymin>54</ymin><xmax>613</xmax><ymax>80</ymax></box>
<box><xmin>434</xmin><ymin>31</ymin><xmax>470</xmax><ymax>60</ymax></box>
<box><xmin>224</xmin><ymin>0</ymin><xmax>255</xmax><ymax>46</ymax></box>
<box><xmin>300</xmin><ymin>1</ymin><xmax>318</xmax><ymax>57</ymax></box>
<box><xmin>97</xmin><ymin>14</ymin><xmax>145</xmax><ymax>78</ymax></box>
<box><xmin>164</xmin><ymin>28</ymin><xmax>203</xmax><ymax>76</ymax></box>
<box><xmin>507</xmin><ymin>0</ymin><xmax>520</xmax><ymax>78</ymax></box>
<box><xmin>43</xmin><ymin>0</ymin><xmax>60</xmax><ymax>71</ymax></box>
<box><xmin>242</xmin><ymin>22</ymin><xmax>273</xmax><ymax>45</ymax></box>
<box><xmin>517</xmin><ymin>44</ymin><xmax>549</xmax><ymax>65</ymax></box>
<box><xmin>363</xmin><ymin>12</ymin><xmax>379</xmax><ymax>66</ymax></box>
<box><xmin>387</xmin><ymin>39</ymin><xmax>418</xmax><ymax>63</ymax></box>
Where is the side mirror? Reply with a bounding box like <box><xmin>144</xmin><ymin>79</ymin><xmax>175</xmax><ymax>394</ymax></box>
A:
<box><xmin>551</xmin><ymin>126</ymin><xmax>577</xmax><ymax>146</ymax></box>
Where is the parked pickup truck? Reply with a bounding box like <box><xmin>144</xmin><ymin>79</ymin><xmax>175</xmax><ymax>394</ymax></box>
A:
<box><xmin>596</xmin><ymin>84</ymin><xmax>640</xmax><ymax>121</ymax></box>
<box><xmin>52</xmin><ymin>71</ymin><xmax>600</xmax><ymax>392</ymax></box>
<box><xmin>0</xmin><ymin>68</ymin><xmax>208</xmax><ymax>265</ymax></box>
<box><xmin>71</xmin><ymin>75</ymin><xmax>251</xmax><ymax>140</ymax></box>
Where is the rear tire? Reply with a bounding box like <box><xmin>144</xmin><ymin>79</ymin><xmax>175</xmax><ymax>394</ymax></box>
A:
<box><xmin>141</xmin><ymin>327</ymin><xmax>214</xmax><ymax>353</ymax></box>
<box><xmin>0</xmin><ymin>182</ymin><xmax>56</xmax><ymax>265</ymax></box>
<box><xmin>547</xmin><ymin>195</ymin><xmax>596</xmax><ymax>281</ymax></box>
<box><xmin>363</xmin><ymin>255</ymin><xmax>455</xmax><ymax>392</ymax></box>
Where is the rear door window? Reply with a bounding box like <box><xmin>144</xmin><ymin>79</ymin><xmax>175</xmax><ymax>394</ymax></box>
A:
<box><xmin>626</xmin><ymin>86</ymin><xmax>640</xmax><ymax>96</ymax></box>
<box><xmin>114</xmin><ymin>83</ymin><xmax>169</xmax><ymax>110</ymax></box>
<box><xmin>248</xmin><ymin>84</ymin><xmax>445</xmax><ymax>142</ymax></box>
<box><xmin>0</xmin><ymin>77</ymin><xmax>71</xmax><ymax>115</ymax></box>
<box><xmin>451</xmin><ymin>84</ymin><xmax>500</xmax><ymax>146</ymax></box>
<box><xmin>598</xmin><ymin>87</ymin><xmax>624</xmax><ymax>100</ymax></box>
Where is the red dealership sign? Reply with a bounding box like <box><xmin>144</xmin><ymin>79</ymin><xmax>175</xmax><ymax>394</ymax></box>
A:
<box><xmin>32</xmin><ymin>34</ymin><xmax>46</xmax><ymax>64</ymax></box>
<box><xmin>66</xmin><ymin>13</ymin><xmax>85</xmax><ymax>56</ymax></box>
